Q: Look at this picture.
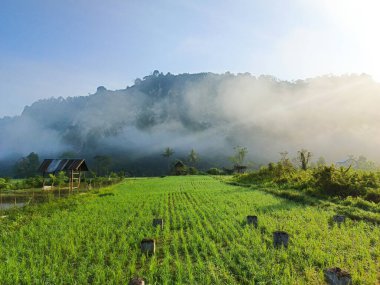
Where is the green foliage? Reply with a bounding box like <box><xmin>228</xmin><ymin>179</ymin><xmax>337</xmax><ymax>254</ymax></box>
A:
<box><xmin>237</xmin><ymin>156</ymin><xmax>299</xmax><ymax>185</ymax></box>
<box><xmin>89</xmin><ymin>175</ymin><xmax>123</xmax><ymax>188</ymax></box>
<box><xmin>206</xmin><ymin>168</ymin><xmax>224</xmax><ymax>175</ymax></box>
<box><xmin>56</xmin><ymin>171</ymin><xmax>68</xmax><ymax>189</ymax></box>
<box><xmin>162</xmin><ymin>147</ymin><xmax>174</xmax><ymax>158</ymax></box>
<box><xmin>24</xmin><ymin>176</ymin><xmax>44</xmax><ymax>188</ymax></box>
<box><xmin>340</xmin><ymin>196</ymin><xmax>380</xmax><ymax>213</ymax></box>
<box><xmin>248</xmin><ymin>184</ymin><xmax>380</xmax><ymax>223</ymax></box>
<box><xmin>356</xmin><ymin>155</ymin><xmax>376</xmax><ymax>170</ymax></box>
<box><xmin>13</xmin><ymin>152</ymin><xmax>40</xmax><ymax>178</ymax></box>
<box><xmin>365</xmin><ymin>188</ymin><xmax>380</xmax><ymax>203</ymax></box>
<box><xmin>162</xmin><ymin>147</ymin><xmax>175</xmax><ymax>174</ymax></box>
<box><xmin>93</xmin><ymin>155</ymin><xmax>112</xmax><ymax>176</ymax></box>
<box><xmin>117</xmin><ymin>171</ymin><xmax>126</xmax><ymax>178</ymax></box>
<box><xmin>187</xmin><ymin>149</ymin><xmax>199</xmax><ymax>166</ymax></box>
<box><xmin>0</xmin><ymin>176</ymin><xmax>379</xmax><ymax>284</ymax></box>
<box><xmin>187</xmin><ymin>167</ymin><xmax>198</xmax><ymax>175</ymax></box>
<box><xmin>49</xmin><ymin>174</ymin><xmax>57</xmax><ymax>187</ymax></box>
<box><xmin>235</xmin><ymin>162</ymin><xmax>380</xmax><ymax>202</ymax></box>
<box><xmin>230</xmin><ymin>146</ymin><xmax>248</xmax><ymax>165</ymax></box>
<box><xmin>341</xmin><ymin>155</ymin><xmax>377</xmax><ymax>170</ymax></box>
<box><xmin>316</xmin><ymin>156</ymin><xmax>326</xmax><ymax>167</ymax></box>
<box><xmin>109</xmin><ymin>172</ymin><xmax>119</xmax><ymax>179</ymax></box>
<box><xmin>171</xmin><ymin>160</ymin><xmax>187</xmax><ymax>176</ymax></box>
<box><xmin>0</xmin><ymin>176</ymin><xmax>46</xmax><ymax>190</ymax></box>
<box><xmin>313</xmin><ymin>166</ymin><xmax>377</xmax><ymax>197</ymax></box>
<box><xmin>0</xmin><ymin>178</ymin><xmax>9</xmax><ymax>190</ymax></box>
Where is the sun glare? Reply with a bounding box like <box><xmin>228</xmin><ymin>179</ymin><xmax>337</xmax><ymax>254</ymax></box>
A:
<box><xmin>321</xmin><ymin>0</ymin><xmax>380</xmax><ymax>81</ymax></box>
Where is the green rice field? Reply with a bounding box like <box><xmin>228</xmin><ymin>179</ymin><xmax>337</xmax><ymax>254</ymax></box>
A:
<box><xmin>0</xmin><ymin>176</ymin><xmax>379</xmax><ymax>284</ymax></box>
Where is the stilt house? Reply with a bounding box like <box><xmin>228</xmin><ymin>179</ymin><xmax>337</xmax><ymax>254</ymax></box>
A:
<box><xmin>233</xmin><ymin>164</ymin><xmax>247</xmax><ymax>174</ymax></box>
<box><xmin>38</xmin><ymin>159</ymin><xmax>89</xmax><ymax>191</ymax></box>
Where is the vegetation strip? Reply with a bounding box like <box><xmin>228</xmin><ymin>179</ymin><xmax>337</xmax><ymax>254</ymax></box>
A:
<box><xmin>225</xmin><ymin>180</ymin><xmax>380</xmax><ymax>225</ymax></box>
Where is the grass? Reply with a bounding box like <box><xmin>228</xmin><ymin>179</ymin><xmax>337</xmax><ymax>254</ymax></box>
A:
<box><xmin>226</xmin><ymin>177</ymin><xmax>380</xmax><ymax>224</ymax></box>
<box><xmin>0</xmin><ymin>176</ymin><xmax>379</xmax><ymax>284</ymax></box>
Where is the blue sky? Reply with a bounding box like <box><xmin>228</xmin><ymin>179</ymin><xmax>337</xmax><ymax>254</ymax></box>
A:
<box><xmin>1</xmin><ymin>0</ymin><xmax>379</xmax><ymax>117</ymax></box>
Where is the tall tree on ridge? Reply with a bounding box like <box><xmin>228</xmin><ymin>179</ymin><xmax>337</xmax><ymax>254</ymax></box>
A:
<box><xmin>188</xmin><ymin>149</ymin><xmax>199</xmax><ymax>168</ymax></box>
<box><xmin>162</xmin><ymin>147</ymin><xmax>175</xmax><ymax>173</ymax></box>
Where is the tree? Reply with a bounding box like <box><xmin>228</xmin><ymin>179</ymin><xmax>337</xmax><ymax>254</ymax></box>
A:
<box><xmin>230</xmin><ymin>146</ymin><xmax>248</xmax><ymax>165</ymax></box>
<box><xmin>96</xmin><ymin>86</ymin><xmax>107</xmax><ymax>92</ymax></box>
<box><xmin>134</xmin><ymin>78</ymin><xmax>142</xmax><ymax>85</ymax></box>
<box><xmin>153</xmin><ymin>70</ymin><xmax>160</xmax><ymax>77</ymax></box>
<box><xmin>56</xmin><ymin>171</ymin><xmax>67</xmax><ymax>189</ymax></box>
<box><xmin>0</xmin><ymin>178</ymin><xmax>8</xmax><ymax>210</ymax></box>
<box><xmin>14</xmin><ymin>152</ymin><xmax>40</xmax><ymax>178</ymax></box>
<box><xmin>49</xmin><ymin>174</ymin><xmax>56</xmax><ymax>189</ymax></box>
<box><xmin>93</xmin><ymin>155</ymin><xmax>112</xmax><ymax>176</ymax></box>
<box><xmin>229</xmin><ymin>146</ymin><xmax>248</xmax><ymax>173</ymax></box>
<box><xmin>357</xmin><ymin>155</ymin><xmax>376</xmax><ymax>170</ymax></box>
<box><xmin>188</xmin><ymin>149</ymin><xmax>199</xmax><ymax>167</ymax></box>
<box><xmin>316</xmin><ymin>156</ymin><xmax>326</xmax><ymax>168</ymax></box>
<box><xmin>162</xmin><ymin>147</ymin><xmax>175</xmax><ymax>158</ymax></box>
<box><xmin>278</xmin><ymin>151</ymin><xmax>294</xmax><ymax>173</ymax></box>
<box><xmin>56</xmin><ymin>171</ymin><xmax>67</xmax><ymax>197</ymax></box>
<box><xmin>0</xmin><ymin>178</ymin><xmax>9</xmax><ymax>190</ymax></box>
<box><xmin>297</xmin><ymin>149</ymin><xmax>312</xmax><ymax>170</ymax></box>
<box><xmin>162</xmin><ymin>147</ymin><xmax>175</xmax><ymax>173</ymax></box>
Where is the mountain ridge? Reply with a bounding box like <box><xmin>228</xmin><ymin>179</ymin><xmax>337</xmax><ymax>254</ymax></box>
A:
<box><xmin>0</xmin><ymin>72</ymin><xmax>379</xmax><ymax>175</ymax></box>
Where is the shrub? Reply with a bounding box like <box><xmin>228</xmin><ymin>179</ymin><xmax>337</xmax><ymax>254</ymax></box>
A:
<box><xmin>188</xmin><ymin>167</ymin><xmax>198</xmax><ymax>175</ymax></box>
<box><xmin>24</xmin><ymin>176</ymin><xmax>44</xmax><ymax>188</ymax></box>
<box><xmin>0</xmin><ymin>178</ymin><xmax>9</xmax><ymax>190</ymax></box>
<box><xmin>365</xmin><ymin>189</ymin><xmax>380</xmax><ymax>203</ymax></box>
<box><xmin>313</xmin><ymin>166</ymin><xmax>368</xmax><ymax>198</ymax></box>
<box><xmin>207</xmin><ymin>168</ymin><xmax>224</xmax><ymax>175</ymax></box>
<box><xmin>234</xmin><ymin>162</ymin><xmax>380</xmax><ymax>201</ymax></box>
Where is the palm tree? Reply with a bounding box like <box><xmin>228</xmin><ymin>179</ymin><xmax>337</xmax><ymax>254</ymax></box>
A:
<box><xmin>188</xmin><ymin>149</ymin><xmax>199</xmax><ymax>168</ymax></box>
<box><xmin>162</xmin><ymin>147</ymin><xmax>175</xmax><ymax>173</ymax></box>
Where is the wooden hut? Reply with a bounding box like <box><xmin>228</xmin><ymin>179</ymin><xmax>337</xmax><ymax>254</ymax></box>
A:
<box><xmin>173</xmin><ymin>160</ymin><xmax>186</xmax><ymax>175</ymax></box>
<box><xmin>38</xmin><ymin>159</ymin><xmax>89</xmax><ymax>191</ymax></box>
<box><xmin>233</xmin><ymin>164</ymin><xmax>247</xmax><ymax>174</ymax></box>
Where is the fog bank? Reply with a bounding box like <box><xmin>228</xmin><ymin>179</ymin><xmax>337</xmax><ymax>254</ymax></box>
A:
<box><xmin>1</xmin><ymin>72</ymin><xmax>379</xmax><ymax>173</ymax></box>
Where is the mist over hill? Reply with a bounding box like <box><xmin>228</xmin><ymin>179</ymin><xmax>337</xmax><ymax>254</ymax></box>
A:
<box><xmin>1</xmin><ymin>71</ymin><xmax>380</xmax><ymax>175</ymax></box>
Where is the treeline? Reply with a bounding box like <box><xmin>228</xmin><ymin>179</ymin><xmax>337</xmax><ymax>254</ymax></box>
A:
<box><xmin>6</xmin><ymin>146</ymin><xmax>380</xmax><ymax>205</ymax></box>
<box><xmin>235</xmin><ymin>150</ymin><xmax>380</xmax><ymax>203</ymax></box>
<box><xmin>0</xmin><ymin>150</ymin><xmax>126</xmax><ymax>190</ymax></box>
<box><xmin>0</xmin><ymin>176</ymin><xmax>43</xmax><ymax>190</ymax></box>
<box><xmin>0</xmin><ymin>172</ymin><xmax>126</xmax><ymax>191</ymax></box>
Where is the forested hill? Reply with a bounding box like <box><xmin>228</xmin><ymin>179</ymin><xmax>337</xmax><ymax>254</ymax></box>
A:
<box><xmin>1</xmin><ymin>71</ymin><xmax>380</xmax><ymax>176</ymax></box>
